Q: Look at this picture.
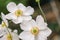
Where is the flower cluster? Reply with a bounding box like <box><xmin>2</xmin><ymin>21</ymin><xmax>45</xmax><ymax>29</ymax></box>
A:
<box><xmin>0</xmin><ymin>2</ymin><xmax>52</xmax><ymax>40</ymax></box>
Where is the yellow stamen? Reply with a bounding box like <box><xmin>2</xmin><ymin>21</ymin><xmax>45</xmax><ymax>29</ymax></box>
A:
<box><xmin>6</xmin><ymin>34</ymin><xmax>12</xmax><ymax>40</ymax></box>
<box><xmin>15</xmin><ymin>10</ymin><xmax>23</xmax><ymax>17</ymax></box>
<box><xmin>30</xmin><ymin>27</ymin><xmax>39</xmax><ymax>36</ymax></box>
<box><xmin>2</xmin><ymin>21</ymin><xmax>7</xmax><ymax>27</ymax></box>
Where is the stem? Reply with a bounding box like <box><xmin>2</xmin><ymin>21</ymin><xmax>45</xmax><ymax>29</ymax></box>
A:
<box><xmin>38</xmin><ymin>2</ymin><xmax>47</xmax><ymax>22</ymax></box>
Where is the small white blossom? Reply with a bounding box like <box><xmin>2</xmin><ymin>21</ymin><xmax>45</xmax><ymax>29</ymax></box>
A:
<box><xmin>0</xmin><ymin>12</ymin><xmax>9</xmax><ymax>37</ymax></box>
<box><xmin>0</xmin><ymin>30</ymin><xmax>19</xmax><ymax>40</ymax></box>
<box><xmin>19</xmin><ymin>15</ymin><xmax>52</xmax><ymax>40</ymax></box>
<box><xmin>5</xmin><ymin>2</ymin><xmax>34</xmax><ymax>24</ymax></box>
<box><xmin>1</xmin><ymin>12</ymin><xmax>8</xmax><ymax>27</ymax></box>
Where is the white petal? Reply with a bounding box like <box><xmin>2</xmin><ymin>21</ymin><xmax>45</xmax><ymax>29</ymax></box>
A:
<box><xmin>7</xmin><ymin>2</ymin><xmax>17</xmax><ymax>12</ymax></box>
<box><xmin>0</xmin><ymin>26</ymin><xmax>11</xmax><ymax>36</ymax></box>
<box><xmin>37</xmin><ymin>31</ymin><xmax>48</xmax><ymax>40</ymax></box>
<box><xmin>12</xmin><ymin>33</ymin><xmax>19</xmax><ymax>40</ymax></box>
<box><xmin>0</xmin><ymin>30</ymin><xmax>6</xmax><ymax>37</ymax></box>
<box><xmin>22</xmin><ymin>16</ymin><xmax>32</xmax><ymax>21</ymax></box>
<box><xmin>1</xmin><ymin>12</ymin><xmax>8</xmax><ymax>27</ymax></box>
<box><xmin>36</xmin><ymin>15</ymin><xmax>44</xmax><ymax>25</ymax></box>
<box><xmin>12</xmin><ymin>17</ymin><xmax>23</xmax><ymax>24</ymax></box>
<box><xmin>36</xmin><ymin>15</ymin><xmax>47</xmax><ymax>30</ymax></box>
<box><xmin>19</xmin><ymin>31</ymin><xmax>34</xmax><ymax>40</ymax></box>
<box><xmin>0</xmin><ymin>36</ymin><xmax>6</xmax><ymax>40</ymax></box>
<box><xmin>23</xmin><ymin>6</ymin><xmax>34</xmax><ymax>16</ymax></box>
<box><xmin>1</xmin><ymin>12</ymin><xmax>6</xmax><ymax>21</ymax></box>
<box><xmin>20</xmin><ymin>20</ymin><xmax>37</xmax><ymax>31</ymax></box>
<box><xmin>37</xmin><ymin>36</ymin><xmax>47</xmax><ymax>40</ymax></box>
<box><xmin>39</xmin><ymin>27</ymin><xmax>52</xmax><ymax>37</ymax></box>
<box><xmin>17</xmin><ymin>3</ymin><xmax>26</xmax><ymax>12</ymax></box>
<box><xmin>13</xmin><ymin>29</ymin><xmax>18</xmax><ymax>33</ymax></box>
<box><xmin>0</xmin><ymin>28</ymin><xmax>7</xmax><ymax>37</ymax></box>
<box><xmin>1</xmin><ymin>28</ymin><xmax>11</xmax><ymax>35</ymax></box>
<box><xmin>5</xmin><ymin>13</ymin><xmax>17</xmax><ymax>20</ymax></box>
<box><xmin>3</xmin><ymin>32</ymin><xmax>19</xmax><ymax>40</ymax></box>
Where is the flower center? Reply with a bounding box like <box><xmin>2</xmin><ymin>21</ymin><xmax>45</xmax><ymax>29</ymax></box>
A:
<box><xmin>15</xmin><ymin>10</ymin><xmax>23</xmax><ymax>17</ymax></box>
<box><xmin>30</xmin><ymin>27</ymin><xmax>39</xmax><ymax>36</ymax></box>
<box><xmin>6</xmin><ymin>34</ymin><xmax>12</xmax><ymax>40</ymax></box>
<box><xmin>2</xmin><ymin>21</ymin><xmax>7</xmax><ymax>27</ymax></box>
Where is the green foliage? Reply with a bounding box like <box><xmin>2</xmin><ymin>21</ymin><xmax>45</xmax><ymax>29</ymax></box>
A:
<box><xmin>48</xmin><ymin>22</ymin><xmax>59</xmax><ymax>32</ymax></box>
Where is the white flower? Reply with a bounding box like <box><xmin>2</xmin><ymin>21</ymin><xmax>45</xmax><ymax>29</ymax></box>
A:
<box><xmin>19</xmin><ymin>15</ymin><xmax>52</xmax><ymax>40</ymax></box>
<box><xmin>1</xmin><ymin>12</ymin><xmax>8</xmax><ymax>27</ymax></box>
<box><xmin>0</xmin><ymin>12</ymin><xmax>9</xmax><ymax>38</ymax></box>
<box><xmin>0</xmin><ymin>31</ymin><xmax>19</xmax><ymax>40</ymax></box>
<box><xmin>0</xmin><ymin>27</ymin><xmax>12</xmax><ymax>39</ymax></box>
<box><xmin>5</xmin><ymin>2</ymin><xmax>34</xmax><ymax>24</ymax></box>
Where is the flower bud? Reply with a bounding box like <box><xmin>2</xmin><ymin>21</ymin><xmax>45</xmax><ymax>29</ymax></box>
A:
<box><xmin>36</xmin><ymin>0</ymin><xmax>40</xmax><ymax>2</ymax></box>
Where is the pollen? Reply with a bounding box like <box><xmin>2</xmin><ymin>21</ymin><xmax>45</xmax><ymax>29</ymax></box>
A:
<box><xmin>6</xmin><ymin>34</ymin><xmax>12</xmax><ymax>40</ymax></box>
<box><xmin>30</xmin><ymin>27</ymin><xmax>39</xmax><ymax>36</ymax></box>
<box><xmin>15</xmin><ymin>10</ymin><xmax>23</xmax><ymax>17</ymax></box>
<box><xmin>2</xmin><ymin>21</ymin><xmax>7</xmax><ymax>27</ymax></box>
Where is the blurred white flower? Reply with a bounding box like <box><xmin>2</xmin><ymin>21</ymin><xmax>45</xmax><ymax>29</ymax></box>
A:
<box><xmin>0</xmin><ymin>26</ymin><xmax>12</xmax><ymax>39</ymax></box>
<box><xmin>5</xmin><ymin>2</ymin><xmax>34</xmax><ymax>24</ymax></box>
<box><xmin>0</xmin><ymin>12</ymin><xmax>19</xmax><ymax>40</ymax></box>
<box><xmin>19</xmin><ymin>15</ymin><xmax>52</xmax><ymax>40</ymax></box>
<box><xmin>0</xmin><ymin>31</ymin><xmax>19</xmax><ymax>40</ymax></box>
<box><xmin>0</xmin><ymin>12</ymin><xmax>9</xmax><ymax>37</ymax></box>
<box><xmin>1</xmin><ymin>12</ymin><xmax>8</xmax><ymax>27</ymax></box>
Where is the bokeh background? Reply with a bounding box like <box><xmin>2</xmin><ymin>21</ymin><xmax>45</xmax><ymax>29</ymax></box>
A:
<box><xmin>0</xmin><ymin>0</ymin><xmax>60</xmax><ymax>40</ymax></box>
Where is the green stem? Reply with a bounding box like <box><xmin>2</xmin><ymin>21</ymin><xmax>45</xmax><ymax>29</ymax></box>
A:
<box><xmin>38</xmin><ymin>2</ymin><xmax>47</xmax><ymax>22</ymax></box>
